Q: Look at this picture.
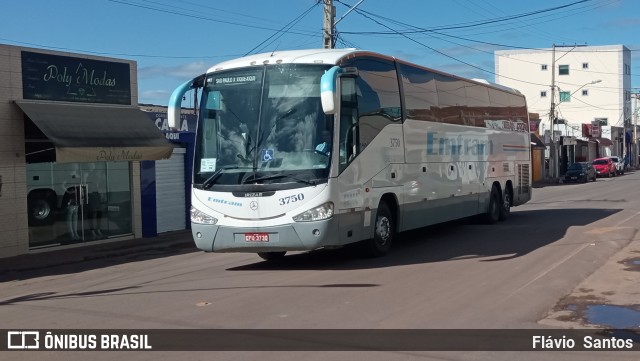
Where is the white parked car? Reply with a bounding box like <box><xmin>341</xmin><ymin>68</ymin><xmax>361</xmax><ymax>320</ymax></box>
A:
<box><xmin>607</xmin><ymin>156</ymin><xmax>625</xmax><ymax>175</ymax></box>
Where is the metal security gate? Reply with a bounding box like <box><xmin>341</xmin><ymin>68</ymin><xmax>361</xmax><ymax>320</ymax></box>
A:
<box><xmin>155</xmin><ymin>147</ymin><xmax>186</xmax><ymax>233</ymax></box>
<box><xmin>588</xmin><ymin>140</ymin><xmax>597</xmax><ymax>162</ymax></box>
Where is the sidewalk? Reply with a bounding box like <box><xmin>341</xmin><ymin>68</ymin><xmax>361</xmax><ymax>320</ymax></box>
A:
<box><xmin>0</xmin><ymin>230</ymin><xmax>194</xmax><ymax>276</ymax></box>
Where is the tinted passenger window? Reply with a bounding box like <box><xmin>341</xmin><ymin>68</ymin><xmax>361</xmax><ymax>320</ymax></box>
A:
<box><xmin>398</xmin><ymin>63</ymin><xmax>438</xmax><ymax>122</ymax></box>
<box><xmin>339</xmin><ymin>77</ymin><xmax>359</xmax><ymax>173</ymax></box>
<box><xmin>341</xmin><ymin>56</ymin><xmax>401</xmax><ymax>151</ymax></box>
<box><xmin>464</xmin><ymin>83</ymin><xmax>491</xmax><ymax>127</ymax></box>
<box><xmin>433</xmin><ymin>74</ymin><xmax>471</xmax><ymax>126</ymax></box>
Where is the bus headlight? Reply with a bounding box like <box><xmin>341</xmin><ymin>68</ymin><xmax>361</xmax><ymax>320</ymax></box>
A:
<box><xmin>293</xmin><ymin>202</ymin><xmax>334</xmax><ymax>222</ymax></box>
<box><xmin>190</xmin><ymin>206</ymin><xmax>218</xmax><ymax>225</ymax></box>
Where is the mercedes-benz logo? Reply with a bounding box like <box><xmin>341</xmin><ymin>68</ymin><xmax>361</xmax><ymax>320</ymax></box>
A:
<box><xmin>250</xmin><ymin>201</ymin><xmax>258</xmax><ymax>210</ymax></box>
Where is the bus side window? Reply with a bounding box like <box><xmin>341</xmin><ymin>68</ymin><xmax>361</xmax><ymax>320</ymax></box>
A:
<box><xmin>339</xmin><ymin>77</ymin><xmax>359</xmax><ymax>172</ymax></box>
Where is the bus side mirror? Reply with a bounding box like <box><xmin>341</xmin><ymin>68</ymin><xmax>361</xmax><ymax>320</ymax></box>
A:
<box><xmin>321</xmin><ymin>66</ymin><xmax>358</xmax><ymax>115</ymax></box>
<box><xmin>320</xmin><ymin>66</ymin><xmax>341</xmax><ymax>115</ymax></box>
<box><xmin>168</xmin><ymin>73</ymin><xmax>206</xmax><ymax>130</ymax></box>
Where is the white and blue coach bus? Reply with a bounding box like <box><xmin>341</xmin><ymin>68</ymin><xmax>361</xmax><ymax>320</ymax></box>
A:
<box><xmin>168</xmin><ymin>49</ymin><xmax>532</xmax><ymax>260</ymax></box>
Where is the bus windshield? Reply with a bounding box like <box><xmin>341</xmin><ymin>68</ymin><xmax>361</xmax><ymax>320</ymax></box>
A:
<box><xmin>194</xmin><ymin>64</ymin><xmax>333</xmax><ymax>188</ymax></box>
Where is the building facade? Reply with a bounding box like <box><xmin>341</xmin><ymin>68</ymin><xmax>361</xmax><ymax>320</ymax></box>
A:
<box><xmin>0</xmin><ymin>43</ymin><xmax>174</xmax><ymax>258</ymax></box>
<box><xmin>495</xmin><ymin>45</ymin><xmax>633</xmax><ymax>171</ymax></box>
<box><xmin>138</xmin><ymin>105</ymin><xmax>196</xmax><ymax>238</ymax></box>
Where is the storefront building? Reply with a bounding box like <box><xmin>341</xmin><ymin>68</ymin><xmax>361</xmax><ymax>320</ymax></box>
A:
<box><xmin>0</xmin><ymin>44</ymin><xmax>173</xmax><ymax>258</ymax></box>
<box><xmin>528</xmin><ymin>114</ymin><xmax>546</xmax><ymax>182</ymax></box>
<box><xmin>138</xmin><ymin>106</ymin><xmax>196</xmax><ymax>238</ymax></box>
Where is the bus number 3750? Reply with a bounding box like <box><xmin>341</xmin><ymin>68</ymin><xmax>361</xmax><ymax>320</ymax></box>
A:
<box><xmin>278</xmin><ymin>193</ymin><xmax>305</xmax><ymax>205</ymax></box>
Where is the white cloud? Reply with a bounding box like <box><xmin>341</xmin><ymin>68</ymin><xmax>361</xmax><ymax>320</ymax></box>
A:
<box><xmin>138</xmin><ymin>90</ymin><xmax>172</xmax><ymax>105</ymax></box>
<box><xmin>138</xmin><ymin>61</ymin><xmax>211</xmax><ymax>80</ymax></box>
<box><xmin>137</xmin><ymin>61</ymin><xmax>212</xmax><ymax>105</ymax></box>
<box><xmin>439</xmin><ymin>44</ymin><xmax>501</xmax><ymax>58</ymax></box>
<box><xmin>606</xmin><ymin>17</ymin><xmax>640</xmax><ymax>28</ymax></box>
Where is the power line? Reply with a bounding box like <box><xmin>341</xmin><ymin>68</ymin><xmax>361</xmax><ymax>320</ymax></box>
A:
<box><xmin>244</xmin><ymin>2</ymin><xmax>321</xmax><ymax>56</ymax></box>
<box><xmin>0</xmin><ymin>37</ymin><xmax>242</xmax><ymax>59</ymax></box>
<box><xmin>472</xmin><ymin>0</ymin><xmax>575</xmax><ymax>43</ymax></box>
<box><xmin>105</xmin><ymin>0</ymin><xmax>318</xmax><ymax>37</ymax></box>
<box><xmin>346</xmin><ymin>6</ymin><xmax>552</xmax><ymax>88</ymax></box>
<box><xmin>340</xmin><ymin>1</ymin><xmax>636</xmax><ymax>117</ymax></box>
<box><xmin>172</xmin><ymin>0</ymin><xmax>299</xmax><ymax>26</ymax></box>
<box><xmin>339</xmin><ymin>0</ymin><xmax>593</xmax><ymax>35</ymax></box>
<box><xmin>334</xmin><ymin>1</ymin><xmax>638</xmax><ymax>89</ymax></box>
<box><xmin>409</xmin><ymin>0</ymin><xmax>620</xmax><ymax>41</ymax></box>
<box><xmin>337</xmin><ymin>1</ymin><xmax>637</xmax><ymax>53</ymax></box>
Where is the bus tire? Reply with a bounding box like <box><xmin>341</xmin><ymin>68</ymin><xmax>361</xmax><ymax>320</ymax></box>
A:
<box><xmin>257</xmin><ymin>251</ymin><xmax>286</xmax><ymax>261</ymax></box>
<box><xmin>361</xmin><ymin>202</ymin><xmax>394</xmax><ymax>257</ymax></box>
<box><xmin>499</xmin><ymin>186</ymin><xmax>512</xmax><ymax>221</ymax></box>
<box><xmin>484</xmin><ymin>186</ymin><xmax>501</xmax><ymax>224</ymax></box>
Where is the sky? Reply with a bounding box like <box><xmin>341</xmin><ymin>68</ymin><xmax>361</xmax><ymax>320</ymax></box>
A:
<box><xmin>1</xmin><ymin>0</ymin><xmax>638</xmax><ymax>106</ymax></box>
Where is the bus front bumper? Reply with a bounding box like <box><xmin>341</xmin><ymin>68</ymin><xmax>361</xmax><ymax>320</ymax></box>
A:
<box><xmin>191</xmin><ymin>217</ymin><xmax>340</xmax><ymax>253</ymax></box>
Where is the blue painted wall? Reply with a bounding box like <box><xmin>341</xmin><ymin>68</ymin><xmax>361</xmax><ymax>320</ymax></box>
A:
<box><xmin>140</xmin><ymin>160</ymin><xmax>157</xmax><ymax>237</ymax></box>
<box><xmin>140</xmin><ymin>111</ymin><xmax>196</xmax><ymax>238</ymax></box>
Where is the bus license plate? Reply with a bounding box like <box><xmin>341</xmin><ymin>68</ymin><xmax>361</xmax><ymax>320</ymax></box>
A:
<box><xmin>245</xmin><ymin>233</ymin><xmax>269</xmax><ymax>242</ymax></box>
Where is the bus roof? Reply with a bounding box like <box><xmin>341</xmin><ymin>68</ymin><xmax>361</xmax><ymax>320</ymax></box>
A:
<box><xmin>206</xmin><ymin>48</ymin><xmax>523</xmax><ymax>96</ymax></box>
<box><xmin>206</xmin><ymin>48</ymin><xmax>359</xmax><ymax>73</ymax></box>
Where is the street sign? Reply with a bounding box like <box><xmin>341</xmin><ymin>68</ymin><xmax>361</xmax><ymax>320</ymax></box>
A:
<box><xmin>591</xmin><ymin>120</ymin><xmax>601</xmax><ymax>138</ymax></box>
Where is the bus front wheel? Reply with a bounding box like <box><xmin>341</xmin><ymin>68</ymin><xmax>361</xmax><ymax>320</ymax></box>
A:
<box><xmin>360</xmin><ymin>202</ymin><xmax>394</xmax><ymax>257</ymax></box>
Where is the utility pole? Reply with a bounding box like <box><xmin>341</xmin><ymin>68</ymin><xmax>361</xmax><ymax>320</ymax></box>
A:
<box><xmin>323</xmin><ymin>0</ymin><xmax>335</xmax><ymax>49</ymax></box>
<box><xmin>629</xmin><ymin>93</ymin><xmax>640</xmax><ymax>167</ymax></box>
<box><xmin>623</xmin><ymin>113</ymin><xmax>626</xmax><ymax>161</ymax></box>
<box><xmin>548</xmin><ymin>43</ymin><xmax>587</xmax><ymax>182</ymax></box>
<box><xmin>549</xmin><ymin>44</ymin><xmax>557</xmax><ymax>181</ymax></box>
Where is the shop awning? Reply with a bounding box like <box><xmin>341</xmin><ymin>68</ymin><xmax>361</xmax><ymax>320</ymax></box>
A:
<box><xmin>530</xmin><ymin>133</ymin><xmax>546</xmax><ymax>149</ymax></box>
<box><xmin>593</xmin><ymin>137</ymin><xmax>613</xmax><ymax>147</ymax></box>
<box><xmin>16</xmin><ymin>100</ymin><xmax>173</xmax><ymax>163</ymax></box>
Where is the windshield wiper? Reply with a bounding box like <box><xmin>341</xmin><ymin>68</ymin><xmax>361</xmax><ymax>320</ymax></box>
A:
<box><xmin>201</xmin><ymin>165</ymin><xmax>253</xmax><ymax>189</ymax></box>
<box><xmin>241</xmin><ymin>172</ymin><xmax>317</xmax><ymax>186</ymax></box>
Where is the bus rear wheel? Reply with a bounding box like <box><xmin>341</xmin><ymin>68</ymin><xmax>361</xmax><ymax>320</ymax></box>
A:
<box><xmin>360</xmin><ymin>202</ymin><xmax>394</xmax><ymax>257</ymax></box>
<box><xmin>257</xmin><ymin>251</ymin><xmax>286</xmax><ymax>261</ymax></box>
<box><xmin>499</xmin><ymin>187</ymin><xmax>512</xmax><ymax>221</ymax></box>
<box><xmin>484</xmin><ymin>186</ymin><xmax>501</xmax><ymax>224</ymax></box>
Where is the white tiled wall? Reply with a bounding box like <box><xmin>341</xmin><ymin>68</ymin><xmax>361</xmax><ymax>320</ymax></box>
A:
<box><xmin>0</xmin><ymin>45</ymin><xmax>27</xmax><ymax>257</ymax></box>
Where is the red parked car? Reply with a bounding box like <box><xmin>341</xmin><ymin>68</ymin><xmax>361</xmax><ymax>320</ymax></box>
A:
<box><xmin>592</xmin><ymin>157</ymin><xmax>616</xmax><ymax>178</ymax></box>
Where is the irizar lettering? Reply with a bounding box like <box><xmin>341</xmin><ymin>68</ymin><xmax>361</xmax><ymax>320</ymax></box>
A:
<box><xmin>426</xmin><ymin>132</ymin><xmax>492</xmax><ymax>156</ymax></box>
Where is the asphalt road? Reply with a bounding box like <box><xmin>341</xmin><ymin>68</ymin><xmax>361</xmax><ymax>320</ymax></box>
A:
<box><xmin>2</xmin><ymin>171</ymin><xmax>640</xmax><ymax>361</ymax></box>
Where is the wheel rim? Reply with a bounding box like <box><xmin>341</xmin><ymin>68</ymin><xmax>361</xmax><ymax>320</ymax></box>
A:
<box><xmin>376</xmin><ymin>216</ymin><xmax>391</xmax><ymax>245</ymax></box>
<box><xmin>503</xmin><ymin>191</ymin><xmax>511</xmax><ymax>215</ymax></box>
